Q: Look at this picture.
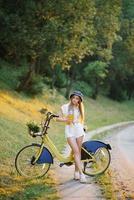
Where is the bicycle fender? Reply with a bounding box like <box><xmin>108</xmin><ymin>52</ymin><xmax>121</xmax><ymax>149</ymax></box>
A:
<box><xmin>82</xmin><ymin>140</ymin><xmax>111</xmax><ymax>153</ymax></box>
<box><xmin>32</xmin><ymin>144</ymin><xmax>53</xmax><ymax>164</ymax></box>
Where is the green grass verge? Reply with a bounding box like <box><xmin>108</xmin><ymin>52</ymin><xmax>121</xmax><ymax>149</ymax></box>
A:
<box><xmin>0</xmin><ymin>175</ymin><xmax>59</xmax><ymax>200</ymax></box>
<box><xmin>85</xmin><ymin>96</ymin><xmax>134</xmax><ymax>130</ymax></box>
<box><xmin>0</xmin><ymin>115</ymin><xmax>59</xmax><ymax>200</ymax></box>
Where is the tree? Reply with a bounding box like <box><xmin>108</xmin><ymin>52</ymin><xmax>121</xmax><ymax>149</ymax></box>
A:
<box><xmin>84</xmin><ymin>61</ymin><xmax>107</xmax><ymax>99</ymax></box>
<box><xmin>107</xmin><ymin>0</ymin><xmax>134</xmax><ymax>101</ymax></box>
<box><xmin>0</xmin><ymin>0</ymin><xmax>97</xmax><ymax>91</ymax></box>
<box><xmin>0</xmin><ymin>0</ymin><xmax>124</xmax><ymax>98</ymax></box>
<box><xmin>94</xmin><ymin>0</ymin><xmax>121</xmax><ymax>61</ymax></box>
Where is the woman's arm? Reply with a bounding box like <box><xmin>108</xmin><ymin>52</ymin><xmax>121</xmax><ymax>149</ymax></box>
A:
<box><xmin>55</xmin><ymin>108</ymin><xmax>71</xmax><ymax>124</ymax></box>
<box><xmin>56</xmin><ymin>117</ymin><xmax>67</xmax><ymax>123</ymax></box>
<box><xmin>55</xmin><ymin>109</ymin><xmax>67</xmax><ymax>123</ymax></box>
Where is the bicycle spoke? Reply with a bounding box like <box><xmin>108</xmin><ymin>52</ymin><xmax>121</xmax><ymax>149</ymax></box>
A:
<box><xmin>83</xmin><ymin>147</ymin><xmax>111</xmax><ymax>176</ymax></box>
<box><xmin>15</xmin><ymin>144</ymin><xmax>51</xmax><ymax>178</ymax></box>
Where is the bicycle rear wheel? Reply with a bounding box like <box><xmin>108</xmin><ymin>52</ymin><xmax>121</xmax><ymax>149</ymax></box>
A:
<box><xmin>15</xmin><ymin>144</ymin><xmax>51</xmax><ymax>178</ymax></box>
<box><xmin>83</xmin><ymin>147</ymin><xmax>111</xmax><ymax>176</ymax></box>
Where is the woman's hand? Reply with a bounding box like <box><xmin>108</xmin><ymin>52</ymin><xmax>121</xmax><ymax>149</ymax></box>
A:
<box><xmin>56</xmin><ymin>116</ymin><xmax>73</xmax><ymax>124</ymax></box>
<box><xmin>56</xmin><ymin>117</ymin><xmax>71</xmax><ymax>123</ymax></box>
<box><xmin>73</xmin><ymin>119</ymin><xmax>79</xmax><ymax>124</ymax></box>
<box><xmin>66</xmin><ymin>117</ymin><xmax>73</xmax><ymax>125</ymax></box>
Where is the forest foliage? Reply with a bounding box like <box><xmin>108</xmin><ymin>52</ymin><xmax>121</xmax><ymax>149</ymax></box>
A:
<box><xmin>0</xmin><ymin>0</ymin><xmax>133</xmax><ymax>101</ymax></box>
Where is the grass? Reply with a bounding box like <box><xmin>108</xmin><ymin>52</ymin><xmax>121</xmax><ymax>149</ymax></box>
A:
<box><xmin>0</xmin><ymin>119</ymin><xmax>61</xmax><ymax>200</ymax></box>
<box><xmin>0</xmin><ymin>171</ymin><xmax>58</xmax><ymax>200</ymax></box>
<box><xmin>0</xmin><ymin>66</ymin><xmax>63</xmax><ymax>200</ymax></box>
<box><xmin>0</xmin><ymin>63</ymin><xmax>134</xmax><ymax>200</ymax></box>
<box><xmin>96</xmin><ymin>169</ymin><xmax>134</xmax><ymax>200</ymax></box>
<box><xmin>94</xmin><ymin>171</ymin><xmax>118</xmax><ymax>200</ymax></box>
<box><xmin>85</xmin><ymin>95</ymin><xmax>134</xmax><ymax>130</ymax></box>
<box><xmin>92</xmin><ymin>130</ymin><xmax>118</xmax><ymax>199</ymax></box>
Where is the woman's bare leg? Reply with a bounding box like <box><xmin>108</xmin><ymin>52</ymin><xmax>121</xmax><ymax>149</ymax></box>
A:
<box><xmin>67</xmin><ymin>137</ymin><xmax>83</xmax><ymax>174</ymax></box>
<box><xmin>75</xmin><ymin>135</ymin><xmax>84</xmax><ymax>171</ymax></box>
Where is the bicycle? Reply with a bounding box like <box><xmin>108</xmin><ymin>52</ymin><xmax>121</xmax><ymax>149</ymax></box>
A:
<box><xmin>15</xmin><ymin>110</ymin><xmax>112</xmax><ymax>178</ymax></box>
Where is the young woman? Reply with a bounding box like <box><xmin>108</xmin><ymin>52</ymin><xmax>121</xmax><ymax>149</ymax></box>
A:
<box><xmin>56</xmin><ymin>91</ymin><xmax>87</xmax><ymax>183</ymax></box>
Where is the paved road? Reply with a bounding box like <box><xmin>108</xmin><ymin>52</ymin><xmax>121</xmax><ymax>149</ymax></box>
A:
<box><xmin>116</xmin><ymin>125</ymin><xmax>134</xmax><ymax>163</ymax></box>
<box><xmin>106</xmin><ymin>125</ymin><xmax>134</xmax><ymax>199</ymax></box>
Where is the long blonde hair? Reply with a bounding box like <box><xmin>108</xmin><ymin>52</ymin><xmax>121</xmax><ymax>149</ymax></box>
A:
<box><xmin>69</xmin><ymin>99</ymin><xmax>85</xmax><ymax>124</ymax></box>
<box><xmin>79</xmin><ymin>101</ymin><xmax>85</xmax><ymax>124</ymax></box>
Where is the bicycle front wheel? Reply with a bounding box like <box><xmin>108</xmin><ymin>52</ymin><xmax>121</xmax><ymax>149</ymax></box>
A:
<box><xmin>83</xmin><ymin>147</ymin><xmax>111</xmax><ymax>176</ymax></box>
<box><xmin>15</xmin><ymin>144</ymin><xmax>51</xmax><ymax>178</ymax></box>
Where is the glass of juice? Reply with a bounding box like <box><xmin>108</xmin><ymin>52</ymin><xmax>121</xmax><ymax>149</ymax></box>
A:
<box><xmin>67</xmin><ymin>112</ymin><xmax>74</xmax><ymax>125</ymax></box>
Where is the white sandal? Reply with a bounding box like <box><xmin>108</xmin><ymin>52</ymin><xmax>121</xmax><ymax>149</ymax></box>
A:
<box><xmin>80</xmin><ymin>173</ymin><xmax>87</xmax><ymax>183</ymax></box>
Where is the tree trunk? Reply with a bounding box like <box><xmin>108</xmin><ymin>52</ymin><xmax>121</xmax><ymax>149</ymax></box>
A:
<box><xmin>50</xmin><ymin>69</ymin><xmax>56</xmax><ymax>90</ymax></box>
<box><xmin>35</xmin><ymin>57</ymin><xmax>41</xmax><ymax>74</ymax></box>
<box><xmin>65</xmin><ymin>66</ymin><xmax>76</xmax><ymax>99</ymax></box>
<box><xmin>14</xmin><ymin>49</ymin><xmax>21</xmax><ymax>67</ymax></box>
<box><xmin>65</xmin><ymin>78</ymin><xmax>72</xmax><ymax>99</ymax></box>
<box><xmin>128</xmin><ymin>90</ymin><xmax>133</xmax><ymax>100</ymax></box>
<box><xmin>92</xmin><ymin>78</ymin><xmax>99</xmax><ymax>100</ymax></box>
<box><xmin>16</xmin><ymin>59</ymin><xmax>35</xmax><ymax>92</ymax></box>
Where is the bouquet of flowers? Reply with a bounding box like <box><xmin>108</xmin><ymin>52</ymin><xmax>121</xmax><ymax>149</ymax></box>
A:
<box><xmin>26</xmin><ymin>121</ymin><xmax>40</xmax><ymax>133</ymax></box>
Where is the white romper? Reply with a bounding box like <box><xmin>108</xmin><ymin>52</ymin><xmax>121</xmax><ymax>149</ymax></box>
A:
<box><xmin>61</xmin><ymin>103</ymin><xmax>85</xmax><ymax>138</ymax></box>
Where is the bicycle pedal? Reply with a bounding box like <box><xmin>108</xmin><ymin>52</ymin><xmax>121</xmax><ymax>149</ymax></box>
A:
<box><xmin>31</xmin><ymin>156</ymin><xmax>36</xmax><ymax>165</ymax></box>
<box><xmin>59</xmin><ymin>163</ymin><xmax>64</xmax><ymax>167</ymax></box>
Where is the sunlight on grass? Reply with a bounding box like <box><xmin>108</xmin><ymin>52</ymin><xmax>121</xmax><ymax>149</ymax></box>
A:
<box><xmin>0</xmin><ymin>169</ymin><xmax>59</xmax><ymax>200</ymax></box>
<box><xmin>0</xmin><ymin>87</ymin><xmax>133</xmax><ymax>200</ymax></box>
<box><xmin>0</xmin><ymin>91</ymin><xmax>52</xmax><ymax>123</ymax></box>
<box><xmin>0</xmin><ymin>90</ymin><xmax>61</xmax><ymax>200</ymax></box>
<box><xmin>96</xmin><ymin>169</ymin><xmax>134</xmax><ymax>200</ymax></box>
<box><xmin>95</xmin><ymin>170</ymin><xmax>118</xmax><ymax>200</ymax></box>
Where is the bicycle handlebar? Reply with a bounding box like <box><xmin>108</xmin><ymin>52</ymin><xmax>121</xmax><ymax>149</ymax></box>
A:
<box><xmin>46</xmin><ymin>112</ymin><xmax>59</xmax><ymax>119</ymax></box>
<box><xmin>28</xmin><ymin>111</ymin><xmax>59</xmax><ymax>138</ymax></box>
<box><xmin>51</xmin><ymin>114</ymin><xmax>59</xmax><ymax>118</ymax></box>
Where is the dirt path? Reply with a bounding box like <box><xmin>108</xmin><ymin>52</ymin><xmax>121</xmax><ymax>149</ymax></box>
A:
<box><xmin>55</xmin><ymin>163</ymin><xmax>104</xmax><ymax>200</ymax></box>
<box><xmin>54</xmin><ymin>141</ymin><xmax>104</xmax><ymax>200</ymax></box>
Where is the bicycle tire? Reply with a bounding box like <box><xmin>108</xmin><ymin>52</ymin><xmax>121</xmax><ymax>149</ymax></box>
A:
<box><xmin>15</xmin><ymin>144</ymin><xmax>51</xmax><ymax>178</ymax></box>
<box><xmin>83</xmin><ymin>147</ymin><xmax>111</xmax><ymax>176</ymax></box>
